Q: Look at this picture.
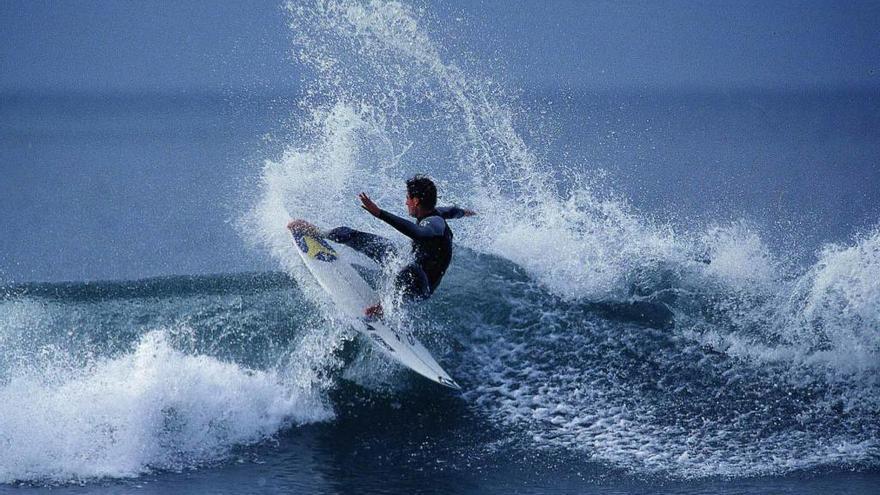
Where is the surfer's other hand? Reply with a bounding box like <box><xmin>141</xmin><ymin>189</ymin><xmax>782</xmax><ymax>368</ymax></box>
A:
<box><xmin>463</xmin><ymin>209</ymin><xmax>477</xmax><ymax>217</ymax></box>
<box><xmin>359</xmin><ymin>192</ymin><xmax>381</xmax><ymax>217</ymax></box>
<box><xmin>364</xmin><ymin>303</ymin><xmax>384</xmax><ymax>319</ymax></box>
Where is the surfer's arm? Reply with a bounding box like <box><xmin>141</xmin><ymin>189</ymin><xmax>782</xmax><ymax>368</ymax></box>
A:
<box><xmin>358</xmin><ymin>191</ymin><xmax>444</xmax><ymax>239</ymax></box>
<box><xmin>436</xmin><ymin>206</ymin><xmax>475</xmax><ymax>219</ymax></box>
<box><xmin>377</xmin><ymin>210</ymin><xmax>445</xmax><ymax>240</ymax></box>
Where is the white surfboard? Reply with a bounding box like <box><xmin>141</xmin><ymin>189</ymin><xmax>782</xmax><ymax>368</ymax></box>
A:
<box><xmin>290</xmin><ymin>229</ymin><xmax>460</xmax><ymax>390</ymax></box>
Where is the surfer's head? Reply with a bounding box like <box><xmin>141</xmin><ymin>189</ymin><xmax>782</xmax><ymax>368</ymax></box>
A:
<box><xmin>405</xmin><ymin>175</ymin><xmax>437</xmax><ymax>217</ymax></box>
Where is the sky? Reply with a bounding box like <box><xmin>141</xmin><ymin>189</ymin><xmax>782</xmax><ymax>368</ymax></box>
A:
<box><xmin>1</xmin><ymin>0</ymin><xmax>878</xmax><ymax>93</ymax></box>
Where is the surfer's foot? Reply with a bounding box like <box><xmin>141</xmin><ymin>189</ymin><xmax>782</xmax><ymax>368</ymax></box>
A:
<box><xmin>287</xmin><ymin>219</ymin><xmax>322</xmax><ymax>236</ymax></box>
<box><xmin>364</xmin><ymin>303</ymin><xmax>384</xmax><ymax>320</ymax></box>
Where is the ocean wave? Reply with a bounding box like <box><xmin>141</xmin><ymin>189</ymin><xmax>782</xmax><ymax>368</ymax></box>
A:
<box><xmin>0</xmin><ymin>329</ymin><xmax>331</xmax><ymax>484</ymax></box>
<box><xmin>4</xmin><ymin>0</ymin><xmax>875</xmax><ymax>484</ymax></box>
<box><xmin>241</xmin><ymin>0</ymin><xmax>879</xmax><ymax>479</ymax></box>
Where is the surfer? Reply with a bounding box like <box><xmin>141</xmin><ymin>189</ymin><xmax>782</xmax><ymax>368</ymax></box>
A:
<box><xmin>287</xmin><ymin>175</ymin><xmax>474</xmax><ymax>318</ymax></box>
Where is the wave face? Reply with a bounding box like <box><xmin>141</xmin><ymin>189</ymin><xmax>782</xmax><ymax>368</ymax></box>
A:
<box><xmin>1</xmin><ymin>240</ymin><xmax>877</xmax><ymax>483</ymax></box>
<box><xmin>0</xmin><ymin>274</ymin><xmax>336</xmax><ymax>483</ymax></box>
<box><xmin>2</xmin><ymin>0</ymin><xmax>877</xmax><ymax>485</ymax></box>
<box><xmin>242</xmin><ymin>0</ymin><xmax>878</xmax><ymax>480</ymax></box>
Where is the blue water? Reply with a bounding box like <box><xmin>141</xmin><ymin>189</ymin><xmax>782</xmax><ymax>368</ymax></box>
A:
<box><xmin>1</xmin><ymin>1</ymin><xmax>879</xmax><ymax>493</ymax></box>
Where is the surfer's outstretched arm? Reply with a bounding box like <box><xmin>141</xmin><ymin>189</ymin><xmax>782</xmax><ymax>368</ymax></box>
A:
<box><xmin>378</xmin><ymin>210</ymin><xmax>445</xmax><ymax>240</ymax></box>
<box><xmin>359</xmin><ymin>191</ymin><xmax>454</xmax><ymax>243</ymax></box>
<box><xmin>359</xmin><ymin>192</ymin><xmax>445</xmax><ymax>240</ymax></box>
<box><xmin>436</xmin><ymin>206</ymin><xmax>475</xmax><ymax>219</ymax></box>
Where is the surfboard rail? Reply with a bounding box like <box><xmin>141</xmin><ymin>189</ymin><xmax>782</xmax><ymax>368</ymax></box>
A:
<box><xmin>290</xmin><ymin>228</ymin><xmax>461</xmax><ymax>390</ymax></box>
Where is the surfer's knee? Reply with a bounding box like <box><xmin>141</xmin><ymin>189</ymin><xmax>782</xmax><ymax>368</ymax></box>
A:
<box><xmin>326</xmin><ymin>226</ymin><xmax>354</xmax><ymax>243</ymax></box>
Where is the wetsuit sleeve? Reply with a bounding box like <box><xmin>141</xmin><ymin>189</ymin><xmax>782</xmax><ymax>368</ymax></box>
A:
<box><xmin>377</xmin><ymin>210</ymin><xmax>445</xmax><ymax>240</ymax></box>
<box><xmin>436</xmin><ymin>206</ymin><xmax>467</xmax><ymax>220</ymax></box>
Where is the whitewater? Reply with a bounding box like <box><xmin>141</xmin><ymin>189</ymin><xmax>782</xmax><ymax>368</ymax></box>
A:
<box><xmin>0</xmin><ymin>0</ymin><xmax>877</xmax><ymax>491</ymax></box>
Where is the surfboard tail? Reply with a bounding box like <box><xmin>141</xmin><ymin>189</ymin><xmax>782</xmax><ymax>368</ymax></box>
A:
<box><xmin>437</xmin><ymin>375</ymin><xmax>461</xmax><ymax>390</ymax></box>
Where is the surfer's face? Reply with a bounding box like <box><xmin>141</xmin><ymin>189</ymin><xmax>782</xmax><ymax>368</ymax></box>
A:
<box><xmin>406</xmin><ymin>195</ymin><xmax>420</xmax><ymax>217</ymax></box>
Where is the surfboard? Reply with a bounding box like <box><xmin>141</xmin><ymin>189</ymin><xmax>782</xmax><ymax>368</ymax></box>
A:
<box><xmin>290</xmin><ymin>227</ymin><xmax>461</xmax><ymax>390</ymax></box>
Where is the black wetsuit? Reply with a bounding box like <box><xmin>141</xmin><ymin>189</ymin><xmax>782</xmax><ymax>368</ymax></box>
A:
<box><xmin>326</xmin><ymin>206</ymin><xmax>466</xmax><ymax>300</ymax></box>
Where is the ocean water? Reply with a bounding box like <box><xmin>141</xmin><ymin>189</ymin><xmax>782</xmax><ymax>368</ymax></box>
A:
<box><xmin>2</xmin><ymin>1</ymin><xmax>879</xmax><ymax>493</ymax></box>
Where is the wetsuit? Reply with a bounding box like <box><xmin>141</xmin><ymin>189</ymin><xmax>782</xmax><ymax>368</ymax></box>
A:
<box><xmin>326</xmin><ymin>206</ymin><xmax>466</xmax><ymax>300</ymax></box>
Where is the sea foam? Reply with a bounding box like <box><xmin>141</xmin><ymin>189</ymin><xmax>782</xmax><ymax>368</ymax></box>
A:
<box><xmin>0</xmin><ymin>329</ymin><xmax>331</xmax><ymax>483</ymax></box>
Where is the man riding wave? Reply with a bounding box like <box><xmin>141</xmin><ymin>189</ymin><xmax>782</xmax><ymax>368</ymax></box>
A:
<box><xmin>287</xmin><ymin>175</ymin><xmax>474</xmax><ymax>318</ymax></box>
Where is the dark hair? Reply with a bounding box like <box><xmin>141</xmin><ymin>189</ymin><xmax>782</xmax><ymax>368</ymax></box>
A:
<box><xmin>406</xmin><ymin>175</ymin><xmax>437</xmax><ymax>210</ymax></box>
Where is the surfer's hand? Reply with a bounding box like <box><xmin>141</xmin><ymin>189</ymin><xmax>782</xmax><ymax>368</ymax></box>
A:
<box><xmin>359</xmin><ymin>192</ymin><xmax>381</xmax><ymax>217</ymax></box>
<box><xmin>462</xmin><ymin>209</ymin><xmax>477</xmax><ymax>217</ymax></box>
<box><xmin>364</xmin><ymin>303</ymin><xmax>384</xmax><ymax>319</ymax></box>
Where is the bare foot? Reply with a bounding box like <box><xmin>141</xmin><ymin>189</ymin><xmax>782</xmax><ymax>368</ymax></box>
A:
<box><xmin>364</xmin><ymin>303</ymin><xmax>384</xmax><ymax>319</ymax></box>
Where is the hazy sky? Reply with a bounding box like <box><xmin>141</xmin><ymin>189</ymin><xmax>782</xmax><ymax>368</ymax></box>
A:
<box><xmin>1</xmin><ymin>0</ymin><xmax>878</xmax><ymax>92</ymax></box>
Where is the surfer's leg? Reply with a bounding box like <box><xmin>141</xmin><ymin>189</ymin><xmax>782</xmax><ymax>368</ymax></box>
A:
<box><xmin>326</xmin><ymin>227</ymin><xmax>396</xmax><ymax>263</ymax></box>
<box><xmin>394</xmin><ymin>263</ymin><xmax>431</xmax><ymax>301</ymax></box>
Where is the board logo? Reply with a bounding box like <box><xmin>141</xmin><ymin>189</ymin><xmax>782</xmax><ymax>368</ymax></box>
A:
<box><xmin>294</xmin><ymin>235</ymin><xmax>337</xmax><ymax>262</ymax></box>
